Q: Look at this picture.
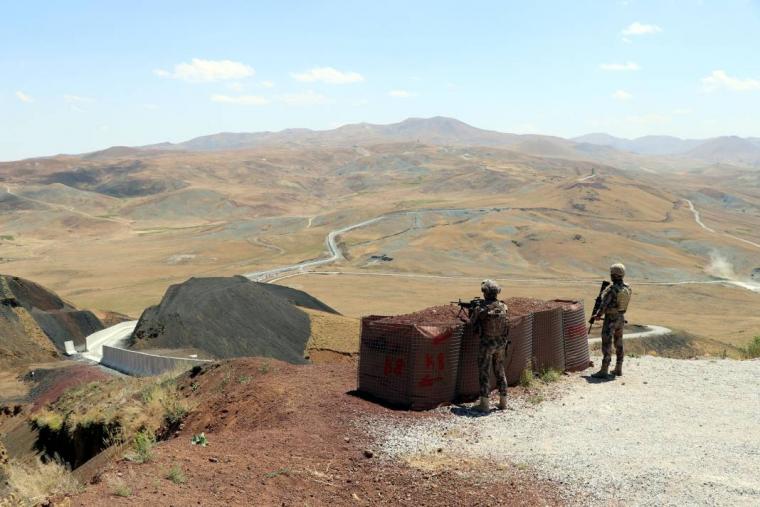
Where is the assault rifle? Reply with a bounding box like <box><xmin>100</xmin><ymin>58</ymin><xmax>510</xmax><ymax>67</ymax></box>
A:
<box><xmin>587</xmin><ymin>280</ymin><xmax>611</xmax><ymax>334</ymax></box>
<box><xmin>451</xmin><ymin>297</ymin><xmax>485</xmax><ymax>319</ymax></box>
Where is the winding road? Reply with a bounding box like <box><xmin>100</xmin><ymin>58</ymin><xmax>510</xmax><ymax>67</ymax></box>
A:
<box><xmin>82</xmin><ymin>194</ymin><xmax>760</xmax><ymax>364</ymax></box>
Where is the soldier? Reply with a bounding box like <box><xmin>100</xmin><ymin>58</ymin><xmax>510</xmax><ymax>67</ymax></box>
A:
<box><xmin>591</xmin><ymin>263</ymin><xmax>632</xmax><ymax>379</ymax></box>
<box><xmin>470</xmin><ymin>279</ymin><xmax>510</xmax><ymax>412</ymax></box>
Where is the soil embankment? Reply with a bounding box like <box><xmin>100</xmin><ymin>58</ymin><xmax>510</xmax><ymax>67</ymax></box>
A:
<box><xmin>130</xmin><ymin>276</ymin><xmax>333</xmax><ymax>364</ymax></box>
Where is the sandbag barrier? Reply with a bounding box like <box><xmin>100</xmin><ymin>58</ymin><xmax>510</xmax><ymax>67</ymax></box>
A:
<box><xmin>357</xmin><ymin>316</ymin><xmax>463</xmax><ymax>410</ymax></box>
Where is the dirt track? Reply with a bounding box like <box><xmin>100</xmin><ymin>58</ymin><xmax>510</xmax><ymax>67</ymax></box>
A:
<box><xmin>374</xmin><ymin>356</ymin><xmax>760</xmax><ymax>506</ymax></box>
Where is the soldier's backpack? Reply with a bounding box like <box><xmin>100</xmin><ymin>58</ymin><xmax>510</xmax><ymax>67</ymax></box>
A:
<box><xmin>481</xmin><ymin>301</ymin><xmax>509</xmax><ymax>338</ymax></box>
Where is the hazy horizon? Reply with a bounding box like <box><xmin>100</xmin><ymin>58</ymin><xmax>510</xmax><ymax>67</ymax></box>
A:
<box><xmin>3</xmin><ymin>0</ymin><xmax>760</xmax><ymax>160</ymax></box>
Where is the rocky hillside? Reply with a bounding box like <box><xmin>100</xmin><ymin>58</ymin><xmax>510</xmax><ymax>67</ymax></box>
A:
<box><xmin>0</xmin><ymin>274</ymin><xmax>103</xmax><ymax>366</ymax></box>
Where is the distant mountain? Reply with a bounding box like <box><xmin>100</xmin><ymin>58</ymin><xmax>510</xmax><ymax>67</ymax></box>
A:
<box><xmin>572</xmin><ymin>133</ymin><xmax>701</xmax><ymax>155</ymax></box>
<box><xmin>144</xmin><ymin>117</ymin><xmax>528</xmax><ymax>152</ymax></box>
<box><xmin>11</xmin><ymin>116</ymin><xmax>758</xmax><ymax>171</ymax></box>
<box><xmin>684</xmin><ymin>136</ymin><xmax>760</xmax><ymax>167</ymax></box>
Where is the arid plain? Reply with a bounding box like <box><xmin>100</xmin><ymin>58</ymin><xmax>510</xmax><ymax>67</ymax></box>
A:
<box><xmin>2</xmin><ymin>119</ymin><xmax>759</xmax><ymax>355</ymax></box>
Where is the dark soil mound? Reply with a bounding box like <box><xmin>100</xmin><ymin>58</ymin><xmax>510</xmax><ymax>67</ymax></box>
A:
<box><xmin>0</xmin><ymin>274</ymin><xmax>104</xmax><ymax>365</ymax></box>
<box><xmin>31</xmin><ymin>309</ymin><xmax>103</xmax><ymax>349</ymax></box>
<box><xmin>257</xmin><ymin>282</ymin><xmax>339</xmax><ymax>314</ymax></box>
<box><xmin>130</xmin><ymin>276</ymin><xmax>314</xmax><ymax>363</ymax></box>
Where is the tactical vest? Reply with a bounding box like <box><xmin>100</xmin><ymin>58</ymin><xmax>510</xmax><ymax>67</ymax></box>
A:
<box><xmin>481</xmin><ymin>301</ymin><xmax>509</xmax><ymax>337</ymax></box>
<box><xmin>608</xmin><ymin>284</ymin><xmax>632</xmax><ymax>314</ymax></box>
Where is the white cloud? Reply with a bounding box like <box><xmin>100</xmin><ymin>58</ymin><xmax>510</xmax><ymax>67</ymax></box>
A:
<box><xmin>15</xmin><ymin>91</ymin><xmax>33</xmax><ymax>103</ymax></box>
<box><xmin>155</xmin><ymin>58</ymin><xmax>254</xmax><ymax>82</ymax></box>
<box><xmin>291</xmin><ymin>67</ymin><xmax>364</xmax><ymax>84</ymax></box>
<box><xmin>622</xmin><ymin>22</ymin><xmax>662</xmax><ymax>36</ymax></box>
<box><xmin>259</xmin><ymin>80</ymin><xmax>275</xmax><ymax>88</ymax></box>
<box><xmin>612</xmin><ymin>90</ymin><xmax>633</xmax><ymax>101</ymax></box>
<box><xmin>600</xmin><ymin>62</ymin><xmax>640</xmax><ymax>71</ymax></box>
<box><xmin>277</xmin><ymin>90</ymin><xmax>330</xmax><ymax>106</ymax></box>
<box><xmin>388</xmin><ymin>89</ymin><xmax>416</xmax><ymax>98</ymax></box>
<box><xmin>227</xmin><ymin>82</ymin><xmax>244</xmax><ymax>92</ymax></box>
<box><xmin>701</xmin><ymin>70</ymin><xmax>760</xmax><ymax>92</ymax></box>
<box><xmin>211</xmin><ymin>94</ymin><xmax>269</xmax><ymax>105</ymax></box>
<box><xmin>64</xmin><ymin>94</ymin><xmax>93</xmax><ymax>103</ymax></box>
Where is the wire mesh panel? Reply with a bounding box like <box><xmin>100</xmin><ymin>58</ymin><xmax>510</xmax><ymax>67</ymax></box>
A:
<box><xmin>358</xmin><ymin>316</ymin><xmax>462</xmax><ymax>410</ymax></box>
<box><xmin>505</xmin><ymin>313</ymin><xmax>533</xmax><ymax>386</ymax></box>
<box><xmin>532</xmin><ymin>307</ymin><xmax>565</xmax><ymax>373</ymax></box>
<box><xmin>408</xmin><ymin>325</ymin><xmax>463</xmax><ymax>410</ymax></box>
<box><xmin>554</xmin><ymin>300</ymin><xmax>590</xmax><ymax>372</ymax></box>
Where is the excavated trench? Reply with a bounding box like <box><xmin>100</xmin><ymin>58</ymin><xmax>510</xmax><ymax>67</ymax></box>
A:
<box><xmin>32</xmin><ymin>421</ymin><xmax>119</xmax><ymax>469</ymax></box>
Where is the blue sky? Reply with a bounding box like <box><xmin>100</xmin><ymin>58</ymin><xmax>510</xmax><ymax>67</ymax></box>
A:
<box><xmin>2</xmin><ymin>0</ymin><xmax>760</xmax><ymax>160</ymax></box>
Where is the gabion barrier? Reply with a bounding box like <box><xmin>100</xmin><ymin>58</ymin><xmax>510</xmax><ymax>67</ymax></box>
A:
<box><xmin>505</xmin><ymin>313</ymin><xmax>534</xmax><ymax>386</ymax></box>
<box><xmin>455</xmin><ymin>322</ymin><xmax>492</xmax><ymax>402</ymax></box>
<box><xmin>555</xmin><ymin>300</ymin><xmax>591</xmax><ymax>372</ymax></box>
<box><xmin>532</xmin><ymin>307</ymin><xmax>566</xmax><ymax>373</ymax></box>
<box><xmin>358</xmin><ymin>316</ymin><xmax>463</xmax><ymax>410</ymax></box>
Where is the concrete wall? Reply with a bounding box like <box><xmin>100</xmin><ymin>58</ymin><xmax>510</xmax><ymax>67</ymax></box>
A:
<box><xmin>101</xmin><ymin>345</ymin><xmax>212</xmax><ymax>377</ymax></box>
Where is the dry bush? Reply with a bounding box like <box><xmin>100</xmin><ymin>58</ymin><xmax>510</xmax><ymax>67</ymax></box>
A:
<box><xmin>4</xmin><ymin>458</ymin><xmax>82</xmax><ymax>505</ymax></box>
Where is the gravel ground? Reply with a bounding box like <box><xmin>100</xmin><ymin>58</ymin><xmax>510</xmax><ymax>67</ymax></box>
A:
<box><xmin>373</xmin><ymin>356</ymin><xmax>760</xmax><ymax>506</ymax></box>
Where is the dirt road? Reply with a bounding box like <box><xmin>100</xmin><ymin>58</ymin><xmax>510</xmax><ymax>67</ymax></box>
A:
<box><xmin>375</xmin><ymin>356</ymin><xmax>760</xmax><ymax>506</ymax></box>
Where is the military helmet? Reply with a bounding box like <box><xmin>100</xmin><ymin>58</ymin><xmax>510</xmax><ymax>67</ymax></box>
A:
<box><xmin>610</xmin><ymin>263</ymin><xmax>626</xmax><ymax>277</ymax></box>
<box><xmin>481</xmin><ymin>279</ymin><xmax>501</xmax><ymax>295</ymax></box>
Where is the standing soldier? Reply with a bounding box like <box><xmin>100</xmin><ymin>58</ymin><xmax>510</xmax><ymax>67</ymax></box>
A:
<box><xmin>470</xmin><ymin>280</ymin><xmax>510</xmax><ymax>412</ymax></box>
<box><xmin>591</xmin><ymin>263</ymin><xmax>632</xmax><ymax>379</ymax></box>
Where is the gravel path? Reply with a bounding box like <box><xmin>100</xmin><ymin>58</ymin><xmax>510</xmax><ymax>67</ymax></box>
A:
<box><xmin>373</xmin><ymin>356</ymin><xmax>760</xmax><ymax>506</ymax></box>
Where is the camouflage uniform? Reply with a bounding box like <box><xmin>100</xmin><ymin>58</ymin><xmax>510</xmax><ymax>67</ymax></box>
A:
<box><xmin>597</xmin><ymin>281</ymin><xmax>632</xmax><ymax>372</ymax></box>
<box><xmin>471</xmin><ymin>299</ymin><xmax>509</xmax><ymax>398</ymax></box>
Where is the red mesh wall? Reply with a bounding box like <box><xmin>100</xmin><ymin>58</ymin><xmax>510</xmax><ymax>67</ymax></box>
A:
<box><xmin>505</xmin><ymin>313</ymin><xmax>533</xmax><ymax>386</ymax></box>
<box><xmin>531</xmin><ymin>307</ymin><xmax>565</xmax><ymax>373</ymax></box>
<box><xmin>358</xmin><ymin>316</ymin><xmax>463</xmax><ymax>410</ymax></box>
<box><xmin>455</xmin><ymin>323</ymin><xmax>493</xmax><ymax>402</ymax></box>
<box><xmin>554</xmin><ymin>300</ymin><xmax>590</xmax><ymax>372</ymax></box>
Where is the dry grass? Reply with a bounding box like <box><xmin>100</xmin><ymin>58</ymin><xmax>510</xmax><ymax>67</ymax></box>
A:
<box><xmin>303</xmin><ymin>307</ymin><xmax>360</xmax><ymax>357</ymax></box>
<box><xmin>31</xmin><ymin>372</ymin><xmax>193</xmax><ymax>452</ymax></box>
<box><xmin>3</xmin><ymin>458</ymin><xmax>82</xmax><ymax>506</ymax></box>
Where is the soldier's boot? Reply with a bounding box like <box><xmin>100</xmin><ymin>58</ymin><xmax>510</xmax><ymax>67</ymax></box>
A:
<box><xmin>591</xmin><ymin>363</ymin><xmax>610</xmax><ymax>379</ymax></box>
<box><xmin>476</xmin><ymin>396</ymin><xmax>490</xmax><ymax>412</ymax></box>
<box><xmin>612</xmin><ymin>363</ymin><xmax>623</xmax><ymax>376</ymax></box>
<box><xmin>498</xmin><ymin>394</ymin><xmax>508</xmax><ymax>410</ymax></box>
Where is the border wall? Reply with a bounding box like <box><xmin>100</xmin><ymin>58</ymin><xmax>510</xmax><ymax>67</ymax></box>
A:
<box><xmin>101</xmin><ymin>345</ymin><xmax>212</xmax><ymax>377</ymax></box>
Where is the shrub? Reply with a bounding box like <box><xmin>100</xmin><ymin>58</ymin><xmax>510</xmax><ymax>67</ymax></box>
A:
<box><xmin>166</xmin><ymin>464</ymin><xmax>186</xmax><ymax>484</ymax></box>
<box><xmin>191</xmin><ymin>432</ymin><xmax>208</xmax><ymax>447</ymax></box>
<box><xmin>112</xmin><ymin>479</ymin><xmax>132</xmax><ymax>497</ymax></box>
<box><xmin>519</xmin><ymin>368</ymin><xmax>533</xmax><ymax>388</ymax></box>
<box><xmin>746</xmin><ymin>336</ymin><xmax>760</xmax><ymax>359</ymax></box>
<box><xmin>539</xmin><ymin>368</ymin><xmax>561</xmax><ymax>383</ymax></box>
<box><xmin>5</xmin><ymin>458</ymin><xmax>82</xmax><ymax>503</ymax></box>
<box><xmin>258</xmin><ymin>361</ymin><xmax>271</xmax><ymax>374</ymax></box>
<box><xmin>162</xmin><ymin>398</ymin><xmax>189</xmax><ymax>427</ymax></box>
<box><xmin>127</xmin><ymin>429</ymin><xmax>155</xmax><ymax>463</ymax></box>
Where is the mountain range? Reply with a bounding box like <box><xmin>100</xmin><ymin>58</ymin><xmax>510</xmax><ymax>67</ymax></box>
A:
<box><xmin>12</xmin><ymin>116</ymin><xmax>760</xmax><ymax>170</ymax></box>
<box><xmin>134</xmin><ymin>117</ymin><xmax>760</xmax><ymax>169</ymax></box>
